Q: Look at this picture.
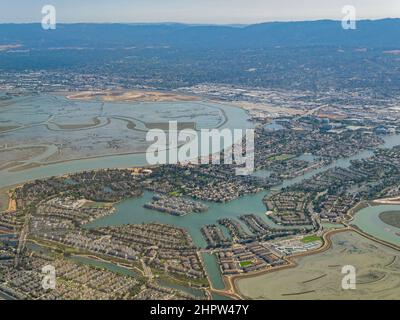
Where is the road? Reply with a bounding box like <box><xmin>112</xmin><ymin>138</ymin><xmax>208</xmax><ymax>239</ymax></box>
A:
<box><xmin>14</xmin><ymin>210</ymin><xmax>30</xmax><ymax>268</ymax></box>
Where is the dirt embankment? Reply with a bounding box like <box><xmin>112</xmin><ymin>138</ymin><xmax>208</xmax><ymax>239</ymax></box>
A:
<box><xmin>66</xmin><ymin>90</ymin><xmax>199</xmax><ymax>103</ymax></box>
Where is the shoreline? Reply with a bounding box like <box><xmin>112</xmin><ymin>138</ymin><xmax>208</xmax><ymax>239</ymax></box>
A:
<box><xmin>6</xmin><ymin>190</ymin><xmax>16</xmax><ymax>212</ymax></box>
<box><xmin>343</xmin><ymin>199</ymin><xmax>400</xmax><ymax>248</ymax></box>
<box><xmin>0</xmin><ymin>95</ymin><xmax>247</xmax><ymax>189</ymax></box>
<box><xmin>372</xmin><ymin>196</ymin><xmax>400</xmax><ymax>205</ymax></box>
<box><xmin>229</xmin><ymin>227</ymin><xmax>351</xmax><ymax>298</ymax></box>
<box><xmin>3</xmin><ymin>89</ymin><xmax>400</xmax><ymax>300</ymax></box>
<box><xmin>226</xmin><ymin>225</ymin><xmax>400</xmax><ymax>299</ymax></box>
<box><xmin>226</xmin><ymin>196</ymin><xmax>400</xmax><ymax>299</ymax></box>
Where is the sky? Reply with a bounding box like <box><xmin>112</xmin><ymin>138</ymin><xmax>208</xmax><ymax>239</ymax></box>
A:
<box><xmin>0</xmin><ymin>0</ymin><xmax>399</xmax><ymax>24</ymax></box>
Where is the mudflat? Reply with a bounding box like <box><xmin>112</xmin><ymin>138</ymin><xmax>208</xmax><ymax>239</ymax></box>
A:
<box><xmin>66</xmin><ymin>90</ymin><xmax>198</xmax><ymax>102</ymax></box>
<box><xmin>236</xmin><ymin>231</ymin><xmax>400</xmax><ymax>300</ymax></box>
<box><xmin>379</xmin><ymin>211</ymin><xmax>400</xmax><ymax>228</ymax></box>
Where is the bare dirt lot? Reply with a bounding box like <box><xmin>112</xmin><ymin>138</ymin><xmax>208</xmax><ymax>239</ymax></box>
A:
<box><xmin>236</xmin><ymin>231</ymin><xmax>400</xmax><ymax>300</ymax></box>
<box><xmin>66</xmin><ymin>90</ymin><xmax>198</xmax><ymax>102</ymax></box>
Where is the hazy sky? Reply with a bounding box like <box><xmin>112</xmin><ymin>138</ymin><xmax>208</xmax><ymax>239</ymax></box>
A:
<box><xmin>1</xmin><ymin>0</ymin><xmax>399</xmax><ymax>24</ymax></box>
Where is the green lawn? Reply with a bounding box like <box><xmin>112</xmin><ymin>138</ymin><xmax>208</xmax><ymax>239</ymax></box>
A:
<box><xmin>268</xmin><ymin>154</ymin><xmax>295</xmax><ymax>162</ymax></box>
<box><xmin>82</xmin><ymin>201</ymin><xmax>112</xmax><ymax>209</ymax></box>
<box><xmin>239</xmin><ymin>260</ymin><xmax>253</xmax><ymax>268</ymax></box>
<box><xmin>301</xmin><ymin>235</ymin><xmax>323</xmax><ymax>243</ymax></box>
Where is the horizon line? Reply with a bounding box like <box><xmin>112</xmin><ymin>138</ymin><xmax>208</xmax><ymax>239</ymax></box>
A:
<box><xmin>0</xmin><ymin>17</ymin><xmax>399</xmax><ymax>27</ymax></box>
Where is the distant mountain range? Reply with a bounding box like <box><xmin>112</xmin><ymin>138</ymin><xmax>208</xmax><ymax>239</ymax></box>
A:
<box><xmin>1</xmin><ymin>19</ymin><xmax>400</xmax><ymax>94</ymax></box>
<box><xmin>1</xmin><ymin>19</ymin><xmax>400</xmax><ymax>49</ymax></box>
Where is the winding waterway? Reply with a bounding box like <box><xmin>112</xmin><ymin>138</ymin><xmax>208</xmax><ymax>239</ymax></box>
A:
<box><xmin>4</xmin><ymin>96</ymin><xmax>400</xmax><ymax>298</ymax></box>
<box><xmin>0</xmin><ymin>98</ymin><xmax>252</xmax><ymax>188</ymax></box>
